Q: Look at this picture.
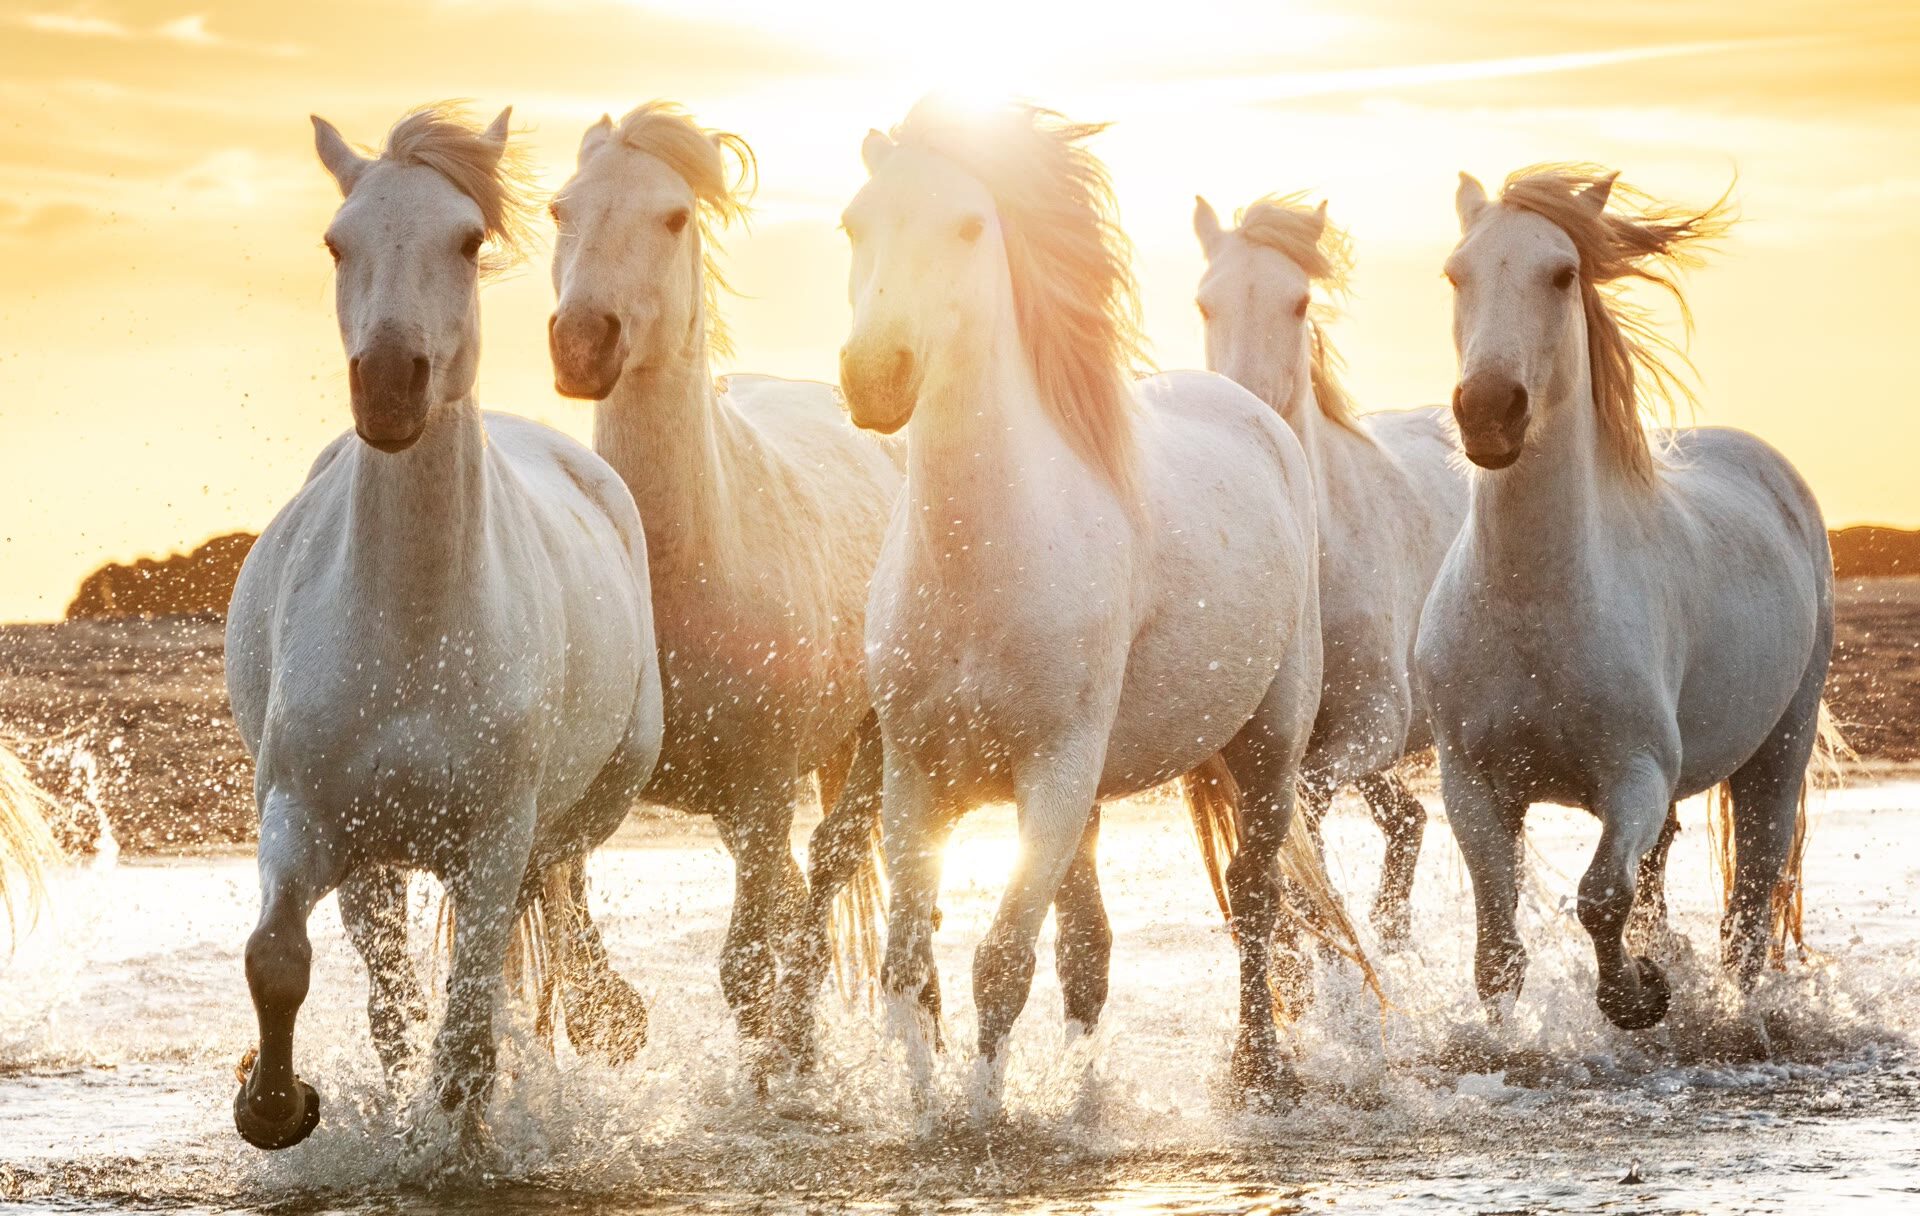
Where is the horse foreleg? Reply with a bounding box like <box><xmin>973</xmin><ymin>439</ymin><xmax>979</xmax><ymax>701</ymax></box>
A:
<box><xmin>235</xmin><ymin>793</ymin><xmax>341</xmax><ymax>1150</ymax></box>
<box><xmin>1583</xmin><ymin>761</ymin><xmax>1679</xmax><ymax>1031</ymax></box>
<box><xmin>777</xmin><ymin>717</ymin><xmax>884</xmax><ymax>1070</ymax></box>
<box><xmin>432</xmin><ymin>808</ymin><xmax>535</xmax><ymax>1136</ymax></box>
<box><xmin>974</xmin><ymin>743</ymin><xmax>1103</xmax><ymax>1094</ymax></box>
<box><xmin>1623</xmin><ymin>803</ymin><xmax>1680</xmax><ymax>959</ymax></box>
<box><xmin>716</xmin><ymin>786</ymin><xmax>805</xmax><ymax>1075</ymax></box>
<box><xmin>338</xmin><ymin>864</ymin><xmax>427</xmax><ymax>1082</ymax></box>
<box><xmin>1269</xmin><ymin>775</ymin><xmax>1334</xmax><ymax>1024</ymax></box>
<box><xmin>878</xmin><ymin>749</ymin><xmax>950</xmax><ymax>1095</ymax></box>
<box><xmin>1052</xmin><ymin>803</ymin><xmax>1111</xmax><ymax>1036</ymax></box>
<box><xmin>1355</xmin><ymin>769</ymin><xmax>1426</xmax><ymax>950</ymax></box>
<box><xmin>1441</xmin><ymin>764</ymin><xmax>1529</xmax><ymax>1024</ymax></box>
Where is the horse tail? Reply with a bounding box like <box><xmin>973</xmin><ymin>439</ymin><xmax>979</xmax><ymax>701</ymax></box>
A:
<box><xmin>1704</xmin><ymin>699</ymin><xmax>1852</xmax><ymax>967</ymax></box>
<box><xmin>820</xmin><ymin>718</ymin><xmax>888</xmax><ymax>1004</ymax></box>
<box><xmin>828</xmin><ymin>814</ymin><xmax>888</xmax><ymax>1005</ymax></box>
<box><xmin>1180</xmin><ymin>755</ymin><xmax>1382</xmax><ymax>1020</ymax></box>
<box><xmin>0</xmin><ymin>739</ymin><xmax>63</xmax><ymax>949</ymax></box>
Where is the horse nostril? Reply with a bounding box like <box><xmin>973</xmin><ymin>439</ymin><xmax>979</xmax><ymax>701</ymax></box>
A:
<box><xmin>1507</xmin><ymin>385</ymin><xmax>1529</xmax><ymax>422</ymax></box>
<box><xmin>1451</xmin><ymin>383</ymin><xmax>1464</xmax><ymax>411</ymax></box>
<box><xmin>409</xmin><ymin>356</ymin><xmax>431</xmax><ymax>404</ymax></box>
<box><xmin>891</xmin><ymin>347</ymin><xmax>914</xmax><ymax>387</ymax></box>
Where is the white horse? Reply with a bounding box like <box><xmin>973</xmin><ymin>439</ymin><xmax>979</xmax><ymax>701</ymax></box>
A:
<box><xmin>546</xmin><ymin>103</ymin><xmax>903</xmax><ymax>1070</ymax></box>
<box><xmin>842</xmin><ymin>100</ymin><xmax>1341</xmax><ymax>1104</ymax></box>
<box><xmin>225</xmin><ymin>105</ymin><xmax>662</xmax><ymax>1149</ymax></box>
<box><xmin>1194</xmin><ymin>194</ymin><xmax>1467</xmax><ymax>949</ymax></box>
<box><xmin>1416</xmin><ymin>166</ymin><xmax>1832</xmax><ymax>1032</ymax></box>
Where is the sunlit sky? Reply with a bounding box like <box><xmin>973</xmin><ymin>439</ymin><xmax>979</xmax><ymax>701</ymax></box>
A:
<box><xmin>1</xmin><ymin>1</ymin><xmax>1915</xmax><ymax>620</ymax></box>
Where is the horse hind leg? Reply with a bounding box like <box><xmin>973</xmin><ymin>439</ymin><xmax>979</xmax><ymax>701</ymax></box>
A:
<box><xmin>1053</xmin><ymin>803</ymin><xmax>1111</xmax><ymax>1036</ymax></box>
<box><xmin>338</xmin><ymin>865</ymin><xmax>428</xmax><ymax>1082</ymax></box>
<box><xmin>1582</xmin><ymin>761</ymin><xmax>1681</xmax><ymax>1031</ymax></box>
<box><xmin>1355</xmin><ymin>769</ymin><xmax>1426</xmax><ymax>950</ymax></box>
<box><xmin>539</xmin><ymin>858</ymin><xmax>649</xmax><ymax>1065</ymax></box>
<box><xmin>1722</xmin><ymin>675</ymin><xmax>1824</xmax><ymax>988</ymax></box>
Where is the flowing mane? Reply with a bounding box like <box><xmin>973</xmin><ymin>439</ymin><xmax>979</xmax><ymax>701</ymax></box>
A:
<box><xmin>1234</xmin><ymin>194</ymin><xmax>1364</xmax><ymax>435</ymax></box>
<box><xmin>379</xmin><ymin>103</ymin><xmax>537</xmax><ymax>278</ymax></box>
<box><xmin>612</xmin><ymin>101</ymin><xmax>757</xmax><ymax>359</ymax></box>
<box><xmin>891</xmin><ymin>99</ymin><xmax>1146</xmax><ymax>493</ymax></box>
<box><xmin>1498</xmin><ymin>164</ymin><xmax>1733</xmax><ymax>484</ymax></box>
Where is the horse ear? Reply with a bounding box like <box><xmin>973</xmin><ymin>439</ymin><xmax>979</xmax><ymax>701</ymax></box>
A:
<box><xmin>579</xmin><ymin>114</ymin><xmax>613</xmax><ymax>165</ymax></box>
<box><xmin>1455</xmin><ymin>172</ymin><xmax>1489</xmax><ymax>233</ymax></box>
<box><xmin>1577</xmin><ymin>172</ymin><xmax>1617</xmax><ymax>218</ymax></box>
<box><xmin>479</xmin><ymin>107</ymin><xmax>512</xmax><ymax>168</ymax></box>
<box><xmin>861</xmin><ymin>129</ymin><xmax>893</xmax><ymax>175</ymax></box>
<box><xmin>312</xmin><ymin>116</ymin><xmax>368</xmax><ymax>195</ymax></box>
<box><xmin>1192</xmin><ymin>196</ymin><xmax>1223</xmax><ymax>254</ymax></box>
<box><xmin>1308</xmin><ymin>198</ymin><xmax>1329</xmax><ymax>239</ymax></box>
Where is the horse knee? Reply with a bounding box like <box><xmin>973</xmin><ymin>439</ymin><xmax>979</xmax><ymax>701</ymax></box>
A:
<box><xmin>245</xmin><ymin>920</ymin><xmax>312</xmax><ymax>1015</ymax></box>
<box><xmin>1576</xmin><ymin>863</ymin><xmax>1636</xmax><ymax>944</ymax></box>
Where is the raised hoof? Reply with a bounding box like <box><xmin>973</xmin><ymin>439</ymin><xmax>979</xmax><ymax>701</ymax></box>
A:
<box><xmin>234</xmin><ymin>1078</ymin><xmax>320</xmax><ymax>1150</ymax></box>
<box><xmin>566</xmin><ymin>974</ymin><xmax>650</xmax><ymax>1066</ymax></box>
<box><xmin>1599</xmin><ymin>956</ymin><xmax>1672</xmax><ymax>1031</ymax></box>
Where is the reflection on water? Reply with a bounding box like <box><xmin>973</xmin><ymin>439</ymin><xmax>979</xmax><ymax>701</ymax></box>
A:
<box><xmin>1</xmin><ymin>783</ymin><xmax>1916</xmax><ymax>1213</ymax></box>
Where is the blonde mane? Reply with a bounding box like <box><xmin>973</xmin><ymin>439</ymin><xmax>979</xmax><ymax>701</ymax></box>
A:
<box><xmin>1498</xmin><ymin>164</ymin><xmax>1733</xmax><ymax>484</ymax></box>
<box><xmin>611</xmin><ymin>102</ymin><xmax>757</xmax><ymax>360</ymax></box>
<box><xmin>1234</xmin><ymin>193</ymin><xmax>1365</xmax><ymax>435</ymax></box>
<box><xmin>892</xmin><ymin>99</ymin><xmax>1146</xmax><ymax>494</ymax></box>
<box><xmin>379</xmin><ymin>103</ymin><xmax>537</xmax><ymax>279</ymax></box>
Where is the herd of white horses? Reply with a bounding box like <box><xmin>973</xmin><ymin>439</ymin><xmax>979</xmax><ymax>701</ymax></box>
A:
<box><xmin>1</xmin><ymin>94</ymin><xmax>1839</xmax><ymax>1154</ymax></box>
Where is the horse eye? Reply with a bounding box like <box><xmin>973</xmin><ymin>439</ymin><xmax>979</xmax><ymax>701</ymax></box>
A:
<box><xmin>1552</xmin><ymin>266</ymin><xmax>1576</xmax><ymax>290</ymax></box>
<box><xmin>323</xmin><ymin>236</ymin><xmax>341</xmax><ymax>263</ymax></box>
<box><xmin>1293</xmin><ymin>297</ymin><xmax>1310</xmax><ymax>319</ymax></box>
<box><xmin>957</xmin><ymin>215</ymin><xmax>985</xmax><ymax>243</ymax></box>
<box><xmin>1196</xmin><ymin>302</ymin><xmax>1212</xmax><ymax>322</ymax></box>
<box><xmin>460</xmin><ymin>232</ymin><xmax>484</xmax><ymax>261</ymax></box>
<box><xmin>665</xmin><ymin>209</ymin><xmax>691</xmax><ymax>235</ymax></box>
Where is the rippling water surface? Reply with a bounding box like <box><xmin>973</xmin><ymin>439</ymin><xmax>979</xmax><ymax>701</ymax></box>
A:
<box><xmin>2</xmin><ymin>782</ymin><xmax>1916</xmax><ymax>1213</ymax></box>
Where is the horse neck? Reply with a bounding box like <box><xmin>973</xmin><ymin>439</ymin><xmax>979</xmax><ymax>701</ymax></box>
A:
<box><xmin>1465</xmin><ymin>335</ymin><xmax>1613</xmax><ymax>582</ymax></box>
<box><xmin>904</xmin><ymin>310</ymin><xmax>1077</xmax><ymax>559</ymax></box>
<box><xmin>592</xmin><ymin>292</ymin><xmax>741</xmax><ymax>567</ymax></box>
<box><xmin>343</xmin><ymin>395</ymin><xmax>490</xmax><ymax>611</ymax></box>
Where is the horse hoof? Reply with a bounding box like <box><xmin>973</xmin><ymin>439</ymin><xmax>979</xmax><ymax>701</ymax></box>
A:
<box><xmin>1599</xmin><ymin>956</ymin><xmax>1672</xmax><ymax>1031</ymax></box>
<box><xmin>233</xmin><ymin>1078</ymin><xmax>320</xmax><ymax>1150</ymax></box>
<box><xmin>1229</xmin><ymin>1039</ymin><xmax>1298</xmax><ymax>1110</ymax></box>
<box><xmin>566</xmin><ymin>974</ymin><xmax>650</xmax><ymax>1066</ymax></box>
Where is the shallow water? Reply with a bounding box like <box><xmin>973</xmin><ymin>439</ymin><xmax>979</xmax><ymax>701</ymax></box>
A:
<box><xmin>2</xmin><ymin>782</ymin><xmax>1916</xmax><ymax>1214</ymax></box>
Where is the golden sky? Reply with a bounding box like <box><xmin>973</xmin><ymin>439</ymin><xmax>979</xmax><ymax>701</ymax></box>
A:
<box><xmin>1</xmin><ymin>0</ymin><xmax>1915</xmax><ymax>620</ymax></box>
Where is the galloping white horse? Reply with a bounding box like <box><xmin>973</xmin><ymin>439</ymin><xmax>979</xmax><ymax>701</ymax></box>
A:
<box><xmin>1194</xmin><ymin>194</ymin><xmax>1466</xmax><ymax>947</ymax></box>
<box><xmin>226</xmin><ymin>106</ymin><xmax>662</xmax><ymax>1149</ymax></box>
<box><xmin>546</xmin><ymin>103</ymin><xmax>903</xmax><ymax>1070</ymax></box>
<box><xmin>1417</xmin><ymin>166</ymin><xmax>1831</xmax><ymax>1031</ymax></box>
<box><xmin>842</xmin><ymin>100</ymin><xmax>1337</xmax><ymax>1103</ymax></box>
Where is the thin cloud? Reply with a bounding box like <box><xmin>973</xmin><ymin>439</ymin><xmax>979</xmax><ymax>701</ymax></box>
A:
<box><xmin>1151</xmin><ymin>38</ymin><xmax>1811</xmax><ymax>112</ymax></box>
<box><xmin>12</xmin><ymin>10</ymin><xmax>301</xmax><ymax>56</ymax></box>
